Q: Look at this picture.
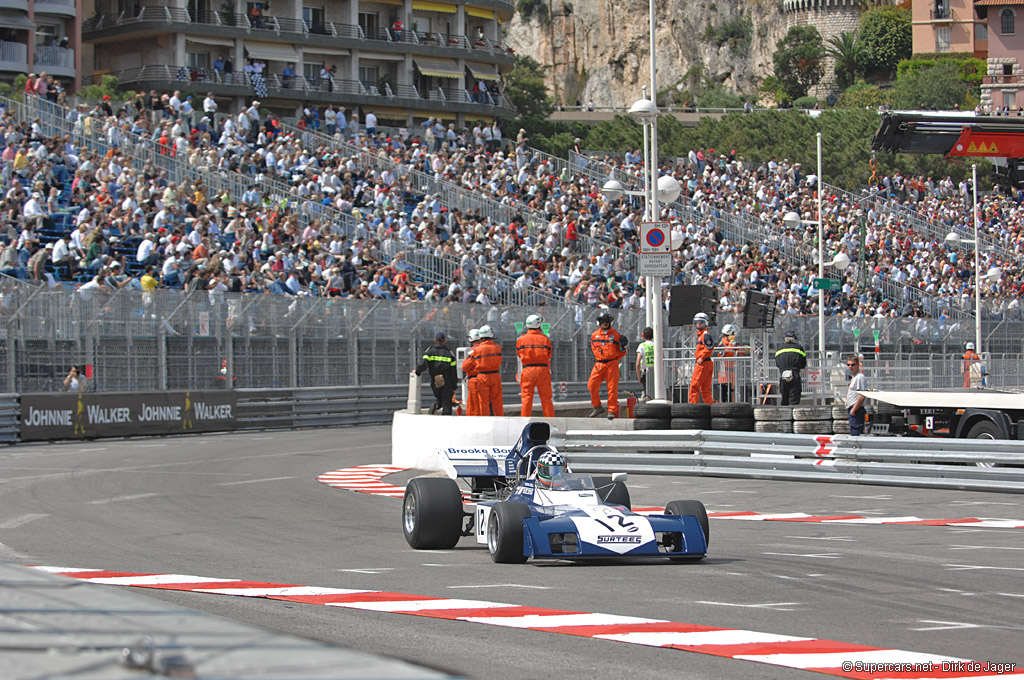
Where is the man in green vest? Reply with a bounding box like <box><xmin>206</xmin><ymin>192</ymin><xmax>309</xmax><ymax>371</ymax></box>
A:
<box><xmin>634</xmin><ymin>326</ymin><xmax>655</xmax><ymax>402</ymax></box>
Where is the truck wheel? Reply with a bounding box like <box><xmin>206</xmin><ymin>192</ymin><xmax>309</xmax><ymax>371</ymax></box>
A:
<box><xmin>487</xmin><ymin>502</ymin><xmax>531</xmax><ymax>563</ymax></box>
<box><xmin>402</xmin><ymin>478</ymin><xmax>463</xmax><ymax>549</ymax></box>
<box><xmin>966</xmin><ymin>421</ymin><xmax>1002</xmax><ymax>467</ymax></box>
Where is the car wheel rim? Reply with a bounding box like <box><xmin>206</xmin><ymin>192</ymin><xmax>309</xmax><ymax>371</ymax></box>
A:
<box><xmin>487</xmin><ymin>514</ymin><xmax>498</xmax><ymax>554</ymax></box>
<box><xmin>403</xmin><ymin>495</ymin><xmax>416</xmax><ymax>534</ymax></box>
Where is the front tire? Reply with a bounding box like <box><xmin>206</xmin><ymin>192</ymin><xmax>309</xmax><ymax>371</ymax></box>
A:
<box><xmin>487</xmin><ymin>502</ymin><xmax>531</xmax><ymax>563</ymax></box>
<box><xmin>592</xmin><ymin>475</ymin><xmax>631</xmax><ymax>509</ymax></box>
<box><xmin>665</xmin><ymin>499</ymin><xmax>710</xmax><ymax>552</ymax></box>
<box><xmin>402</xmin><ymin>477</ymin><xmax>463</xmax><ymax>549</ymax></box>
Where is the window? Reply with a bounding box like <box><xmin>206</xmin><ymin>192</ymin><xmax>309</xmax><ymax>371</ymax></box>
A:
<box><xmin>358</xmin><ymin>65</ymin><xmax>378</xmax><ymax>85</ymax></box>
<box><xmin>1004</xmin><ymin>92</ymin><xmax>1017</xmax><ymax>109</ymax></box>
<box><xmin>1003</xmin><ymin>9</ymin><xmax>1015</xmax><ymax>35</ymax></box>
<box><xmin>975</xmin><ymin>23</ymin><xmax>988</xmax><ymax>42</ymax></box>
<box><xmin>936</xmin><ymin>26</ymin><xmax>951</xmax><ymax>52</ymax></box>
<box><xmin>303</xmin><ymin>6</ymin><xmax>326</xmax><ymax>33</ymax></box>
<box><xmin>1005</xmin><ymin>64</ymin><xmax>1014</xmax><ymax>76</ymax></box>
<box><xmin>358</xmin><ymin>11</ymin><xmax>378</xmax><ymax>37</ymax></box>
<box><xmin>186</xmin><ymin>52</ymin><xmax>210</xmax><ymax>70</ymax></box>
<box><xmin>303</xmin><ymin>61</ymin><xmax>322</xmax><ymax>83</ymax></box>
<box><xmin>188</xmin><ymin>0</ymin><xmax>211</xmax><ymax>19</ymax></box>
<box><xmin>35</xmin><ymin>23</ymin><xmax>57</xmax><ymax>46</ymax></box>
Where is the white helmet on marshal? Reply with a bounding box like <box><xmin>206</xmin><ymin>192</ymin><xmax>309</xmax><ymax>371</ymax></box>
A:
<box><xmin>966</xmin><ymin>341</ymin><xmax>976</xmax><ymax>351</ymax></box>
<box><xmin>468</xmin><ymin>328</ymin><xmax>479</xmax><ymax>342</ymax></box>
<box><xmin>525</xmin><ymin>314</ymin><xmax>542</xmax><ymax>329</ymax></box>
<box><xmin>693</xmin><ymin>312</ymin><xmax>709</xmax><ymax>327</ymax></box>
<box><xmin>722</xmin><ymin>324</ymin><xmax>737</xmax><ymax>336</ymax></box>
<box><xmin>478</xmin><ymin>325</ymin><xmax>494</xmax><ymax>339</ymax></box>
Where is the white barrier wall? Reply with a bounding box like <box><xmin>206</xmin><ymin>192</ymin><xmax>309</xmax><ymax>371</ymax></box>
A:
<box><xmin>391</xmin><ymin>412</ymin><xmax>629</xmax><ymax>471</ymax></box>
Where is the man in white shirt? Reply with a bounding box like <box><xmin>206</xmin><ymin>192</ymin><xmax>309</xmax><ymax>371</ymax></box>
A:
<box><xmin>364</xmin><ymin>110</ymin><xmax>377</xmax><ymax>137</ymax></box>
<box><xmin>136</xmin><ymin>234</ymin><xmax>157</xmax><ymax>266</ymax></box>
<box><xmin>203</xmin><ymin>93</ymin><xmax>217</xmax><ymax>116</ymax></box>
<box><xmin>22</xmin><ymin>191</ymin><xmax>44</xmax><ymax>218</ymax></box>
<box><xmin>51</xmin><ymin>236</ymin><xmax>77</xmax><ymax>277</ymax></box>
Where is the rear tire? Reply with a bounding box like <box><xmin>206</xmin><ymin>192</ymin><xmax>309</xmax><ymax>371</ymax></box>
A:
<box><xmin>664</xmin><ymin>500</ymin><xmax>709</xmax><ymax>558</ymax></box>
<box><xmin>402</xmin><ymin>477</ymin><xmax>463</xmax><ymax>550</ymax></box>
<box><xmin>593</xmin><ymin>475</ymin><xmax>631</xmax><ymax>509</ymax></box>
<box><xmin>487</xmin><ymin>502</ymin><xmax>531</xmax><ymax>563</ymax></box>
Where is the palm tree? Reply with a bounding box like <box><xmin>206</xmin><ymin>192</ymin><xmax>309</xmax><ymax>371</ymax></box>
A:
<box><xmin>826</xmin><ymin>31</ymin><xmax>866</xmax><ymax>89</ymax></box>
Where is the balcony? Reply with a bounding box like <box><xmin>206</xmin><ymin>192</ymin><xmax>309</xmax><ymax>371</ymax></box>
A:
<box><xmin>86</xmin><ymin>64</ymin><xmax>515</xmax><ymax>116</ymax></box>
<box><xmin>34</xmin><ymin>0</ymin><xmax>76</xmax><ymax>17</ymax></box>
<box><xmin>81</xmin><ymin>7</ymin><xmax>514</xmax><ymax>62</ymax></box>
<box><xmin>33</xmin><ymin>45</ymin><xmax>74</xmax><ymax>78</ymax></box>
<box><xmin>930</xmin><ymin>7</ymin><xmax>954</xmax><ymax>22</ymax></box>
<box><xmin>983</xmin><ymin>74</ymin><xmax>1024</xmax><ymax>86</ymax></box>
<box><xmin>0</xmin><ymin>40</ymin><xmax>26</xmax><ymax>73</ymax></box>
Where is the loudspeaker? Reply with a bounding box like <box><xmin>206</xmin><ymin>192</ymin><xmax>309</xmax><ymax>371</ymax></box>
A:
<box><xmin>743</xmin><ymin>290</ymin><xmax>776</xmax><ymax>329</ymax></box>
<box><xmin>669</xmin><ymin>285</ymin><xmax>717</xmax><ymax>326</ymax></box>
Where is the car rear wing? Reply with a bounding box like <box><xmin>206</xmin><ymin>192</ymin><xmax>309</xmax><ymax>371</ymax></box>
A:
<box><xmin>440</xmin><ymin>422</ymin><xmax>553</xmax><ymax>481</ymax></box>
<box><xmin>440</xmin><ymin>446</ymin><xmax>517</xmax><ymax>480</ymax></box>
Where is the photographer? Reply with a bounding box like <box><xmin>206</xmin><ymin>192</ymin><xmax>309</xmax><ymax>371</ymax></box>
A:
<box><xmin>63</xmin><ymin>365</ymin><xmax>82</xmax><ymax>392</ymax></box>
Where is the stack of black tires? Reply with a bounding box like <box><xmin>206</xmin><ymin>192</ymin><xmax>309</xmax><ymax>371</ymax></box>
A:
<box><xmin>633</xmin><ymin>402</ymin><xmax>754</xmax><ymax>431</ymax></box>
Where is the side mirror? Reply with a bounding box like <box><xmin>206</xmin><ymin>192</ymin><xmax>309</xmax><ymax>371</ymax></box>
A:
<box><xmin>611</xmin><ymin>472</ymin><xmax>628</xmax><ymax>483</ymax></box>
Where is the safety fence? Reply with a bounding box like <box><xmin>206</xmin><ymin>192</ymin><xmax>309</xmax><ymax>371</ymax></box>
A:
<box><xmin>558</xmin><ymin>430</ymin><xmax>1024</xmax><ymax>493</ymax></box>
<box><xmin>0</xmin><ymin>273</ymin><xmax>1021</xmax><ymax>397</ymax></box>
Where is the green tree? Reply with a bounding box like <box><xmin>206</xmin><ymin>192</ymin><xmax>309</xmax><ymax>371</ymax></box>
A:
<box><xmin>825</xmin><ymin>31</ymin><xmax>867</xmax><ymax>89</ymax></box>
<box><xmin>834</xmin><ymin>81</ymin><xmax>890</xmax><ymax>110</ymax></box>
<box><xmin>773</xmin><ymin>25</ymin><xmax>826</xmax><ymax>100</ymax></box>
<box><xmin>503</xmin><ymin>55</ymin><xmax>554</xmax><ymax>118</ymax></box>
<box><xmin>76</xmin><ymin>75</ymin><xmax>135</xmax><ymax>102</ymax></box>
<box><xmin>892</xmin><ymin>61</ymin><xmax>969</xmax><ymax>110</ymax></box>
<box><xmin>859</xmin><ymin>6</ymin><xmax>911</xmax><ymax>79</ymax></box>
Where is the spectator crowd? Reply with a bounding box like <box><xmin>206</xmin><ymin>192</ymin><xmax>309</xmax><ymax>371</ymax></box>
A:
<box><xmin>0</xmin><ymin>87</ymin><xmax>1020</xmax><ymax>325</ymax></box>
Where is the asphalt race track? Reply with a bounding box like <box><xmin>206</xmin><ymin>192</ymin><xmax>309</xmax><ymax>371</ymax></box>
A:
<box><xmin>0</xmin><ymin>426</ymin><xmax>1022</xmax><ymax>679</ymax></box>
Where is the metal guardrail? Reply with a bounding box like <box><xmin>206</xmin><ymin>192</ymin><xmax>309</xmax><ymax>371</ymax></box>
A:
<box><xmin>558</xmin><ymin>430</ymin><xmax>1024</xmax><ymax>493</ymax></box>
<box><xmin>0</xmin><ymin>394</ymin><xmax>18</xmax><ymax>443</ymax></box>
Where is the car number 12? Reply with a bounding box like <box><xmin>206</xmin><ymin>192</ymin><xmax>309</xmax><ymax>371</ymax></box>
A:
<box><xmin>592</xmin><ymin>511</ymin><xmax>639</xmax><ymax>533</ymax></box>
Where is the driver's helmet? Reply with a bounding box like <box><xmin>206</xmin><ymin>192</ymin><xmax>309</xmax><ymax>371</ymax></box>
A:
<box><xmin>535</xmin><ymin>450</ymin><xmax>567</xmax><ymax>487</ymax></box>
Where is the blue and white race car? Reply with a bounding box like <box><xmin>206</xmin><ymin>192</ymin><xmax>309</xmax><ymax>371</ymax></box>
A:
<box><xmin>402</xmin><ymin>422</ymin><xmax>709</xmax><ymax>563</ymax></box>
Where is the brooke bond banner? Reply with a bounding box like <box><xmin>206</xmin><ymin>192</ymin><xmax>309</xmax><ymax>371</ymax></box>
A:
<box><xmin>20</xmin><ymin>391</ymin><xmax>237</xmax><ymax>441</ymax></box>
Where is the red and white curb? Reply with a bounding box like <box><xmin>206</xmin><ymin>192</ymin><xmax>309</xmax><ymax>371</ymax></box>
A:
<box><xmin>319</xmin><ymin>466</ymin><xmax>1024</xmax><ymax>529</ymax></box>
<box><xmin>31</xmin><ymin>566</ymin><xmax>1021</xmax><ymax>679</ymax></box>
<box><xmin>317</xmin><ymin>465</ymin><xmax>406</xmax><ymax>498</ymax></box>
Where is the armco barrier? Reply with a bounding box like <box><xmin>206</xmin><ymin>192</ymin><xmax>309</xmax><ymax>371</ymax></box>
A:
<box><xmin>0</xmin><ymin>393</ymin><xmax>18</xmax><ymax>443</ymax></box>
<box><xmin>558</xmin><ymin>430</ymin><xmax>1024</xmax><ymax>493</ymax></box>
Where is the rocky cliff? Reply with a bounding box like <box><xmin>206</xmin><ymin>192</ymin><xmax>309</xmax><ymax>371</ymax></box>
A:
<box><xmin>506</xmin><ymin>0</ymin><xmax>883</xmax><ymax>106</ymax></box>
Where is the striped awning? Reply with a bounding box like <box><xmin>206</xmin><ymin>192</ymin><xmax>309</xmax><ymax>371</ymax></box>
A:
<box><xmin>466</xmin><ymin>61</ymin><xmax>499</xmax><ymax>81</ymax></box>
<box><xmin>412</xmin><ymin>1</ymin><xmax>457</xmax><ymax>12</ymax></box>
<box><xmin>414</xmin><ymin>57</ymin><xmax>461</xmax><ymax>78</ymax></box>
<box><xmin>465</xmin><ymin>6</ymin><xmax>495</xmax><ymax>20</ymax></box>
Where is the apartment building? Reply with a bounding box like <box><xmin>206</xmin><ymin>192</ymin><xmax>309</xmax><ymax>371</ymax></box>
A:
<box><xmin>911</xmin><ymin>0</ymin><xmax>987</xmax><ymax>57</ymax></box>
<box><xmin>0</xmin><ymin>0</ymin><xmax>80</xmax><ymax>91</ymax></box>
<box><xmin>80</xmin><ymin>0</ymin><xmax>515</xmax><ymax>125</ymax></box>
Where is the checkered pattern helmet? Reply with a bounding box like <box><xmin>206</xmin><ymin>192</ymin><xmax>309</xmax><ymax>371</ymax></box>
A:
<box><xmin>535</xmin><ymin>450</ymin><xmax>566</xmax><ymax>487</ymax></box>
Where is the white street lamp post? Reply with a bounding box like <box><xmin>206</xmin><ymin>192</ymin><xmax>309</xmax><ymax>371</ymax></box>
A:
<box><xmin>944</xmin><ymin>164</ymin><xmax>1001</xmax><ymax>357</ymax></box>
